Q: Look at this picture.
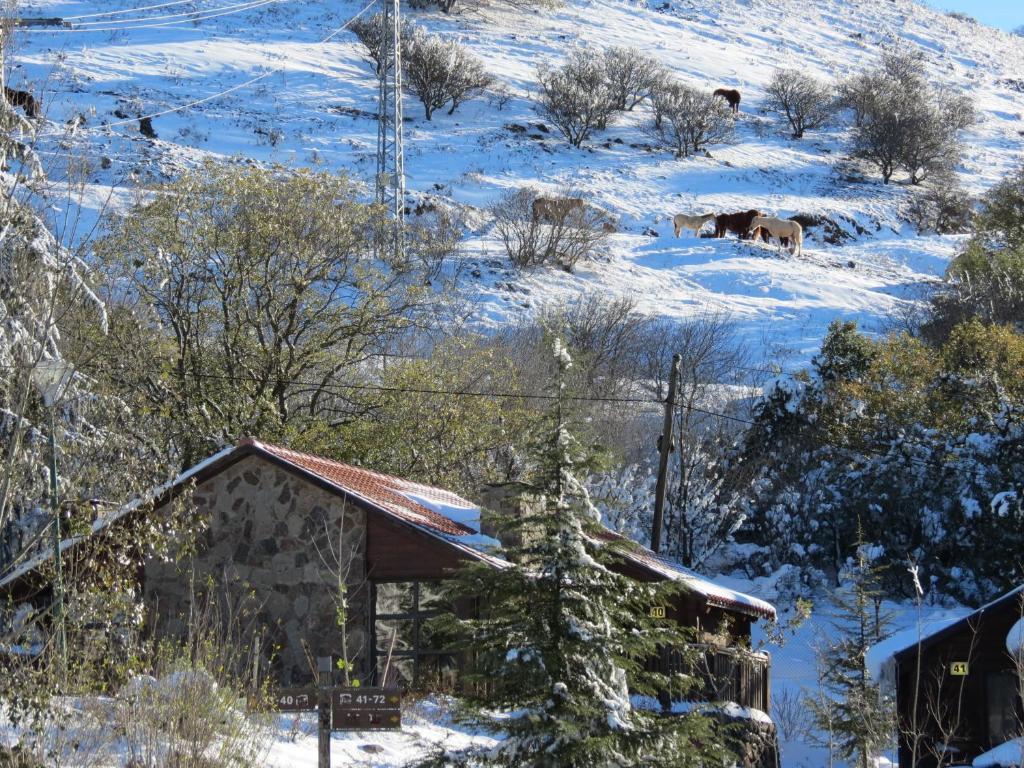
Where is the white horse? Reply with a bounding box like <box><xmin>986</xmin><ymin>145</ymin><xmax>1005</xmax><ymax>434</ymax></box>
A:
<box><xmin>672</xmin><ymin>212</ymin><xmax>716</xmax><ymax>238</ymax></box>
<box><xmin>749</xmin><ymin>216</ymin><xmax>803</xmax><ymax>257</ymax></box>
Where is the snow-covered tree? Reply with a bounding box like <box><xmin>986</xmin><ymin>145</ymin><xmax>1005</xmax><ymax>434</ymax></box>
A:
<box><xmin>811</xmin><ymin>530</ymin><xmax>896</xmax><ymax>768</ymax></box>
<box><xmin>418</xmin><ymin>340</ymin><xmax>724</xmax><ymax>768</ymax></box>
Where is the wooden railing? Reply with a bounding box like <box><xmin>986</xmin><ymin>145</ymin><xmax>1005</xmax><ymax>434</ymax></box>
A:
<box><xmin>646</xmin><ymin>643</ymin><xmax>771</xmax><ymax>714</ymax></box>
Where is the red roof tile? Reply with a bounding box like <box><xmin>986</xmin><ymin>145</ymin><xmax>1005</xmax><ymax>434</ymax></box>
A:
<box><xmin>248</xmin><ymin>439</ymin><xmax>476</xmax><ymax>537</ymax></box>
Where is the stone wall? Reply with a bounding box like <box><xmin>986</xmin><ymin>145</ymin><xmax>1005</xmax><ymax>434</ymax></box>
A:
<box><xmin>145</xmin><ymin>454</ymin><xmax>368</xmax><ymax>684</ymax></box>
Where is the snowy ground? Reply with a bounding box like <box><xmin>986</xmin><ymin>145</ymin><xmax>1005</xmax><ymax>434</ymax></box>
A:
<box><xmin>8</xmin><ymin>0</ymin><xmax>1024</xmax><ymax>365</ymax></box>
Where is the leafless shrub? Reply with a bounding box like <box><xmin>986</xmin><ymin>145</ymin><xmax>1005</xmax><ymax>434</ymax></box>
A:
<box><xmin>403</xmin><ymin>31</ymin><xmax>494</xmax><ymax>121</ymax></box>
<box><xmin>536</xmin><ymin>52</ymin><xmax>617</xmax><ymax>147</ymax></box>
<box><xmin>904</xmin><ymin>173</ymin><xmax>974</xmax><ymax>234</ymax></box>
<box><xmin>349</xmin><ymin>13</ymin><xmax>414</xmax><ymax>71</ymax></box>
<box><xmin>843</xmin><ymin>49</ymin><xmax>975</xmax><ymax>184</ymax></box>
<box><xmin>602</xmin><ymin>46</ymin><xmax>665</xmax><ymax>112</ymax></box>
<box><xmin>772</xmin><ymin>688</ymin><xmax>814</xmax><ymax>741</ymax></box>
<box><xmin>649</xmin><ymin>79</ymin><xmax>734</xmax><ymax>158</ymax></box>
<box><xmin>764</xmin><ymin>69</ymin><xmax>836</xmax><ymax>139</ymax></box>
<box><xmin>491</xmin><ymin>188</ymin><xmax>612</xmax><ymax>271</ymax></box>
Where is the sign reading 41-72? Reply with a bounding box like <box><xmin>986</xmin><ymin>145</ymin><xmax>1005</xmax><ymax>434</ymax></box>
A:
<box><xmin>333</xmin><ymin>687</ymin><xmax>402</xmax><ymax>731</ymax></box>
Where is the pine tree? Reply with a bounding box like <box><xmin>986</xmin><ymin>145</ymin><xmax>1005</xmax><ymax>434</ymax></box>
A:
<box><xmin>811</xmin><ymin>525</ymin><xmax>895</xmax><ymax>768</ymax></box>
<box><xmin>417</xmin><ymin>339</ymin><xmax>724</xmax><ymax>768</ymax></box>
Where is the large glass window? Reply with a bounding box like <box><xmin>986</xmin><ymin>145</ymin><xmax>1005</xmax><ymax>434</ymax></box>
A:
<box><xmin>373</xmin><ymin>580</ymin><xmax>458</xmax><ymax>689</ymax></box>
<box><xmin>987</xmin><ymin>671</ymin><xmax>1020</xmax><ymax>744</ymax></box>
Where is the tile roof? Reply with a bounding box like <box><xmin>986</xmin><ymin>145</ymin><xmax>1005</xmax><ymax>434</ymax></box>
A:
<box><xmin>596</xmin><ymin>530</ymin><xmax>777</xmax><ymax>620</ymax></box>
<box><xmin>249</xmin><ymin>440</ymin><xmax>476</xmax><ymax>537</ymax></box>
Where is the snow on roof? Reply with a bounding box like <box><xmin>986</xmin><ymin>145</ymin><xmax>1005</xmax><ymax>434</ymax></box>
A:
<box><xmin>867</xmin><ymin>583</ymin><xmax>1024</xmax><ymax>683</ymax></box>
<box><xmin>973</xmin><ymin>738</ymin><xmax>1023</xmax><ymax>768</ymax></box>
<box><xmin>1007</xmin><ymin>617</ymin><xmax>1024</xmax><ymax>657</ymax></box>
<box><xmin>598</xmin><ymin>531</ymin><xmax>776</xmax><ymax>620</ymax></box>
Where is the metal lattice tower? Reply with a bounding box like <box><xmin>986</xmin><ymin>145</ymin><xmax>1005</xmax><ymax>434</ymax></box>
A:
<box><xmin>375</xmin><ymin>0</ymin><xmax>405</xmax><ymax>262</ymax></box>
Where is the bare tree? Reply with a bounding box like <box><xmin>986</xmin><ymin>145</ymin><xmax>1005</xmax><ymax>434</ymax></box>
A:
<box><xmin>602</xmin><ymin>46</ymin><xmax>665</xmax><ymax>112</ymax></box>
<box><xmin>648</xmin><ymin>79</ymin><xmax>734</xmax><ymax>158</ymax></box>
<box><xmin>844</xmin><ymin>49</ymin><xmax>975</xmax><ymax>184</ymax></box>
<box><xmin>403</xmin><ymin>31</ymin><xmax>493</xmax><ymax>120</ymax></box>
<box><xmin>764</xmin><ymin>69</ymin><xmax>836</xmax><ymax>139</ymax></box>
<box><xmin>490</xmin><ymin>187</ymin><xmax>612</xmax><ymax>271</ymax></box>
<box><xmin>536</xmin><ymin>51</ymin><xmax>617</xmax><ymax>148</ymax></box>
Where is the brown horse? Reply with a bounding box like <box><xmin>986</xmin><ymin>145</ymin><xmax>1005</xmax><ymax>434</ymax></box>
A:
<box><xmin>715</xmin><ymin>209</ymin><xmax>763</xmax><ymax>240</ymax></box>
<box><xmin>3</xmin><ymin>87</ymin><xmax>40</xmax><ymax>119</ymax></box>
<box><xmin>713</xmin><ymin>88</ymin><xmax>741</xmax><ymax>114</ymax></box>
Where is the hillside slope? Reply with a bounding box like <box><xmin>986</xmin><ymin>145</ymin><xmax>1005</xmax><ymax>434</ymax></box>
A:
<box><xmin>8</xmin><ymin>0</ymin><xmax>1024</xmax><ymax>362</ymax></box>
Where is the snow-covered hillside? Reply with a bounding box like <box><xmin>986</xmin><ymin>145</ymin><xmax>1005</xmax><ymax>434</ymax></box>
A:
<box><xmin>8</xmin><ymin>0</ymin><xmax>1024</xmax><ymax>361</ymax></box>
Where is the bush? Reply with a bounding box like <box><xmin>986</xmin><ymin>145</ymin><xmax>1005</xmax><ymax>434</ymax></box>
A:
<box><xmin>491</xmin><ymin>188</ymin><xmax>612</xmax><ymax>271</ymax></box>
<box><xmin>649</xmin><ymin>80</ymin><xmax>734</xmax><ymax>158</ymax></box>
<box><xmin>536</xmin><ymin>52</ymin><xmax>617</xmax><ymax>147</ymax></box>
<box><xmin>764</xmin><ymin>69</ymin><xmax>836</xmax><ymax>138</ymax></box>
<box><xmin>844</xmin><ymin>49</ymin><xmax>975</xmax><ymax>184</ymax></box>
<box><xmin>403</xmin><ymin>31</ymin><xmax>494</xmax><ymax>120</ymax></box>
<box><xmin>602</xmin><ymin>46</ymin><xmax>665</xmax><ymax>112</ymax></box>
<box><xmin>904</xmin><ymin>173</ymin><xmax>973</xmax><ymax>234</ymax></box>
<box><xmin>349</xmin><ymin>14</ymin><xmax>414</xmax><ymax>72</ymax></box>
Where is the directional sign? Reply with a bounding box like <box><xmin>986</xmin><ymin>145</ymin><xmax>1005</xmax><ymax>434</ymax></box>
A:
<box><xmin>332</xmin><ymin>687</ymin><xmax>402</xmax><ymax>731</ymax></box>
<box><xmin>271</xmin><ymin>688</ymin><xmax>318</xmax><ymax>712</ymax></box>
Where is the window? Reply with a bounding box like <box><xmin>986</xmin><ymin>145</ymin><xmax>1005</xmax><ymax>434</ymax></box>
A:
<box><xmin>373</xmin><ymin>580</ymin><xmax>458</xmax><ymax>689</ymax></box>
<box><xmin>986</xmin><ymin>671</ymin><xmax>1019</xmax><ymax>745</ymax></box>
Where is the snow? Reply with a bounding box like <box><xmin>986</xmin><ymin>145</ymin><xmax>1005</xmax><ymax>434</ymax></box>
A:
<box><xmin>1007</xmin><ymin>617</ymin><xmax>1024</xmax><ymax>657</ymax></box>
<box><xmin>864</xmin><ymin>611</ymin><xmax>967</xmax><ymax>685</ymax></box>
<box><xmin>5</xmin><ymin>0</ymin><xmax>1024</xmax><ymax>364</ymax></box>
<box><xmin>631</xmin><ymin>694</ymin><xmax>773</xmax><ymax>725</ymax></box>
<box><xmin>973</xmin><ymin>738</ymin><xmax>1024</xmax><ymax>768</ymax></box>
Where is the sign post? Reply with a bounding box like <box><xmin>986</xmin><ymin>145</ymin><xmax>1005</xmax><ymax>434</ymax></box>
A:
<box><xmin>317</xmin><ymin>657</ymin><xmax>333</xmax><ymax>768</ymax></box>
<box><xmin>333</xmin><ymin>687</ymin><xmax>402</xmax><ymax>730</ymax></box>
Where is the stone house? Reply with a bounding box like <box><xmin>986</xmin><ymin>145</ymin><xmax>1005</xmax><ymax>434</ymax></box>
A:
<box><xmin>0</xmin><ymin>438</ymin><xmax>776</xmax><ymax>703</ymax></box>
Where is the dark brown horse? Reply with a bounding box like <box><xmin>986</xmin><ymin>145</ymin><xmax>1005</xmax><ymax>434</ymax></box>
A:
<box><xmin>715</xmin><ymin>209</ymin><xmax>763</xmax><ymax>240</ymax></box>
<box><xmin>713</xmin><ymin>88</ymin><xmax>741</xmax><ymax>114</ymax></box>
<box><xmin>3</xmin><ymin>87</ymin><xmax>40</xmax><ymax>119</ymax></box>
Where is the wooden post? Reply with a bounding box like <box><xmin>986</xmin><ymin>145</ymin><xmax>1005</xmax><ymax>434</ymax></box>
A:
<box><xmin>651</xmin><ymin>353</ymin><xmax>681</xmax><ymax>554</ymax></box>
<box><xmin>317</xmin><ymin>656</ymin><xmax>332</xmax><ymax>768</ymax></box>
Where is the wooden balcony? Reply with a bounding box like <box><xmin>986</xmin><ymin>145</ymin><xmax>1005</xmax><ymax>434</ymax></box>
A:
<box><xmin>646</xmin><ymin>643</ymin><xmax>771</xmax><ymax>714</ymax></box>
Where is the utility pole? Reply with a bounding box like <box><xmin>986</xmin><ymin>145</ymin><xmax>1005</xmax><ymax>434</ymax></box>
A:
<box><xmin>30</xmin><ymin>360</ymin><xmax>74</xmax><ymax>680</ymax></box>
<box><xmin>375</xmin><ymin>0</ymin><xmax>405</xmax><ymax>264</ymax></box>
<box><xmin>651</xmin><ymin>353</ymin><xmax>681</xmax><ymax>554</ymax></box>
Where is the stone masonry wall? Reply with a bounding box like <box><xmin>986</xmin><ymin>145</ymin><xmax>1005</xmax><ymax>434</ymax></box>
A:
<box><xmin>145</xmin><ymin>454</ymin><xmax>368</xmax><ymax>684</ymax></box>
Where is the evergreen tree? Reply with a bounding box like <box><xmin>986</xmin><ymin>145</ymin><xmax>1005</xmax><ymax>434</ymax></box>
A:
<box><xmin>417</xmin><ymin>339</ymin><xmax>723</xmax><ymax>768</ymax></box>
<box><xmin>811</xmin><ymin>527</ymin><xmax>895</xmax><ymax>768</ymax></box>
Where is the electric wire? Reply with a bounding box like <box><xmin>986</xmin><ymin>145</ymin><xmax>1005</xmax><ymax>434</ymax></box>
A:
<box><xmin>63</xmin><ymin>0</ymin><xmax>220</xmax><ymax>20</ymax></box>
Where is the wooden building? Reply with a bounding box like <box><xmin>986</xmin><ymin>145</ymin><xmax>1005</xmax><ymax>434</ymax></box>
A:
<box><xmin>0</xmin><ymin>438</ymin><xmax>776</xmax><ymax>714</ymax></box>
<box><xmin>876</xmin><ymin>585</ymin><xmax>1024</xmax><ymax>767</ymax></box>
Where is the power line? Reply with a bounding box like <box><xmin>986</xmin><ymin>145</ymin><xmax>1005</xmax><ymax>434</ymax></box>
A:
<box><xmin>73</xmin><ymin>0</ymin><xmax>285</xmax><ymax>27</ymax></box>
<box><xmin>36</xmin><ymin>0</ymin><xmax>377</xmax><ymax>132</ymax></box>
<box><xmin>63</xmin><ymin>0</ymin><xmax>220</xmax><ymax>20</ymax></box>
<box><xmin>18</xmin><ymin>0</ymin><xmax>286</xmax><ymax>33</ymax></box>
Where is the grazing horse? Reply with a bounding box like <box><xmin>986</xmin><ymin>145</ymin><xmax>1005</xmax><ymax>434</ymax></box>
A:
<box><xmin>532</xmin><ymin>196</ymin><xmax>585</xmax><ymax>222</ymax></box>
<box><xmin>672</xmin><ymin>212</ymin><xmax>716</xmax><ymax>238</ymax></box>
<box><xmin>3</xmin><ymin>87</ymin><xmax>40</xmax><ymax>119</ymax></box>
<box><xmin>713</xmin><ymin>88</ymin><xmax>741</xmax><ymax>114</ymax></box>
<box><xmin>748</xmin><ymin>216</ymin><xmax>803</xmax><ymax>257</ymax></box>
<box><xmin>715</xmin><ymin>209</ymin><xmax>763</xmax><ymax>240</ymax></box>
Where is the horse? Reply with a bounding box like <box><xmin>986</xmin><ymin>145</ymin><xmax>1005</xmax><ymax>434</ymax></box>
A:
<box><xmin>3</xmin><ymin>87</ymin><xmax>40</xmax><ymax>119</ymax></box>
<box><xmin>713</xmin><ymin>88</ymin><xmax>741</xmax><ymax>114</ymax></box>
<box><xmin>715</xmin><ymin>209</ymin><xmax>763</xmax><ymax>240</ymax></box>
<box><xmin>532</xmin><ymin>196</ymin><xmax>584</xmax><ymax>223</ymax></box>
<box><xmin>748</xmin><ymin>216</ymin><xmax>803</xmax><ymax>257</ymax></box>
<box><xmin>672</xmin><ymin>212</ymin><xmax>716</xmax><ymax>238</ymax></box>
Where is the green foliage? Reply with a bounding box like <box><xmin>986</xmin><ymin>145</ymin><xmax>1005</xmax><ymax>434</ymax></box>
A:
<box><xmin>740</xmin><ymin>320</ymin><xmax>1024</xmax><ymax>600</ymax></box>
<box><xmin>811</xmin><ymin>528</ymin><xmax>895</xmax><ymax>768</ymax></box>
<box><xmin>927</xmin><ymin>165</ymin><xmax>1024</xmax><ymax>338</ymax></box>
<box><xmin>415</xmin><ymin>340</ymin><xmax>725</xmax><ymax>768</ymax></box>
<box><xmin>88</xmin><ymin>162</ymin><xmax>450</xmax><ymax>469</ymax></box>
